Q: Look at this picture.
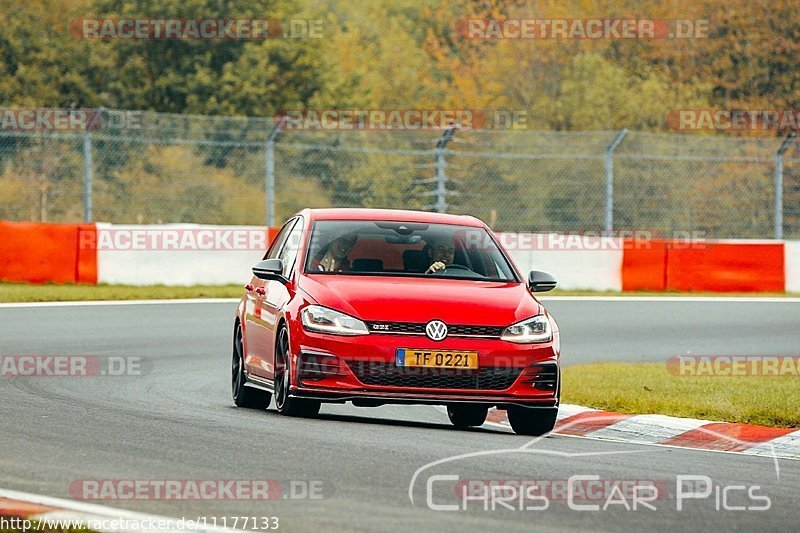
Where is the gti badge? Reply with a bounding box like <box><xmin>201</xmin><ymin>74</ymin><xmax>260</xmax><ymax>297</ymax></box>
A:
<box><xmin>425</xmin><ymin>320</ymin><xmax>448</xmax><ymax>341</ymax></box>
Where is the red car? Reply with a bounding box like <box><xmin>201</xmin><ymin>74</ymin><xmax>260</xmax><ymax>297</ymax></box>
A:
<box><xmin>231</xmin><ymin>208</ymin><xmax>560</xmax><ymax>435</ymax></box>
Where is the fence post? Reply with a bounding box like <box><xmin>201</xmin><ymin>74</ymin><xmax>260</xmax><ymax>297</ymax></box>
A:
<box><xmin>82</xmin><ymin>133</ymin><xmax>92</xmax><ymax>223</ymax></box>
<box><xmin>82</xmin><ymin>107</ymin><xmax>103</xmax><ymax>223</ymax></box>
<box><xmin>434</xmin><ymin>125</ymin><xmax>457</xmax><ymax>213</ymax></box>
<box><xmin>775</xmin><ymin>131</ymin><xmax>796</xmax><ymax>240</ymax></box>
<box><xmin>265</xmin><ymin>117</ymin><xmax>287</xmax><ymax>227</ymax></box>
<box><xmin>604</xmin><ymin>129</ymin><xmax>628</xmax><ymax>234</ymax></box>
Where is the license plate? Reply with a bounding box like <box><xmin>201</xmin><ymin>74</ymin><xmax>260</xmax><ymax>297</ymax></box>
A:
<box><xmin>396</xmin><ymin>349</ymin><xmax>478</xmax><ymax>369</ymax></box>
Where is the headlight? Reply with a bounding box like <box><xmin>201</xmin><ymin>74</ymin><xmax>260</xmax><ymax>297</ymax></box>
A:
<box><xmin>501</xmin><ymin>315</ymin><xmax>552</xmax><ymax>343</ymax></box>
<box><xmin>301</xmin><ymin>305</ymin><xmax>369</xmax><ymax>336</ymax></box>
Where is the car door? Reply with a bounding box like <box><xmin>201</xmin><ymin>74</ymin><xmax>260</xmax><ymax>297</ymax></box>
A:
<box><xmin>258</xmin><ymin>216</ymin><xmax>305</xmax><ymax>382</ymax></box>
<box><xmin>245</xmin><ymin>218</ymin><xmax>297</xmax><ymax>380</ymax></box>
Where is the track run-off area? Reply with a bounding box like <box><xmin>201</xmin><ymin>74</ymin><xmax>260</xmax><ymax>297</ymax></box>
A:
<box><xmin>1</xmin><ymin>297</ymin><xmax>799</xmax><ymax>532</ymax></box>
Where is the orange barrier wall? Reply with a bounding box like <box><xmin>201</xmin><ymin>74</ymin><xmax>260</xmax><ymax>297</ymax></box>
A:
<box><xmin>0</xmin><ymin>222</ymin><xmax>278</xmax><ymax>285</ymax></box>
<box><xmin>664</xmin><ymin>242</ymin><xmax>784</xmax><ymax>293</ymax></box>
<box><xmin>0</xmin><ymin>221</ymin><xmax>97</xmax><ymax>284</ymax></box>
<box><xmin>76</xmin><ymin>225</ymin><xmax>98</xmax><ymax>284</ymax></box>
<box><xmin>622</xmin><ymin>239</ymin><xmax>785</xmax><ymax>293</ymax></box>
<box><xmin>621</xmin><ymin>239</ymin><xmax>667</xmax><ymax>291</ymax></box>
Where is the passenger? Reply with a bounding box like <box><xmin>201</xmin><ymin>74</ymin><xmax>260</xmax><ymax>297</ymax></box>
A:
<box><xmin>311</xmin><ymin>233</ymin><xmax>357</xmax><ymax>272</ymax></box>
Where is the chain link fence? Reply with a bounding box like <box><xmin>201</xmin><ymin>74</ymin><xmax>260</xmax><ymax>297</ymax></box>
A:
<box><xmin>1</xmin><ymin>108</ymin><xmax>798</xmax><ymax>238</ymax></box>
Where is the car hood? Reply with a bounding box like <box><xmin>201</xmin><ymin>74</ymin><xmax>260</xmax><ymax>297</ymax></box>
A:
<box><xmin>298</xmin><ymin>274</ymin><xmax>541</xmax><ymax>326</ymax></box>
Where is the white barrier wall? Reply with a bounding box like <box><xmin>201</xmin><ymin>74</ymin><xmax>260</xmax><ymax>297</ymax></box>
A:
<box><xmin>785</xmin><ymin>240</ymin><xmax>800</xmax><ymax>294</ymax></box>
<box><xmin>499</xmin><ymin>233</ymin><xmax>623</xmax><ymax>291</ymax></box>
<box><xmin>96</xmin><ymin>224</ymin><xmax>267</xmax><ymax>286</ymax></box>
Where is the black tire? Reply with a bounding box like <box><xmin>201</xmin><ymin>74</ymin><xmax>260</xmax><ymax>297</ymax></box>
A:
<box><xmin>507</xmin><ymin>406</ymin><xmax>558</xmax><ymax>436</ymax></box>
<box><xmin>274</xmin><ymin>327</ymin><xmax>321</xmax><ymax>418</ymax></box>
<box><xmin>232</xmin><ymin>322</ymin><xmax>271</xmax><ymax>409</ymax></box>
<box><xmin>447</xmin><ymin>404</ymin><xmax>488</xmax><ymax>429</ymax></box>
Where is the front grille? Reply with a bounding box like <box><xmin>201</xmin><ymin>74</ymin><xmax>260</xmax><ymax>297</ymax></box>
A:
<box><xmin>346</xmin><ymin>361</ymin><xmax>523</xmax><ymax>390</ymax></box>
<box><xmin>368</xmin><ymin>322</ymin><xmax>425</xmax><ymax>334</ymax></box>
<box><xmin>366</xmin><ymin>321</ymin><xmax>504</xmax><ymax>338</ymax></box>
<box><xmin>450</xmin><ymin>324</ymin><xmax>505</xmax><ymax>337</ymax></box>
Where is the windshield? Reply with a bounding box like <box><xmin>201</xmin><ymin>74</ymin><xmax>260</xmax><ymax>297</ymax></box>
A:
<box><xmin>304</xmin><ymin>220</ymin><xmax>517</xmax><ymax>282</ymax></box>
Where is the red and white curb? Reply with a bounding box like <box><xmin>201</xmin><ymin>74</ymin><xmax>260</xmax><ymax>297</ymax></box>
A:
<box><xmin>481</xmin><ymin>405</ymin><xmax>800</xmax><ymax>460</ymax></box>
<box><xmin>0</xmin><ymin>488</ymin><xmax>239</xmax><ymax>533</ymax></box>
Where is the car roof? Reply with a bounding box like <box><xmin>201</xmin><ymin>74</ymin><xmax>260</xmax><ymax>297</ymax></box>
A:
<box><xmin>302</xmin><ymin>208</ymin><xmax>485</xmax><ymax>227</ymax></box>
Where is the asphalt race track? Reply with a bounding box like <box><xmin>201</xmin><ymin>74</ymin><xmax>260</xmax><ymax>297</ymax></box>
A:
<box><xmin>1</xmin><ymin>298</ymin><xmax>799</xmax><ymax>532</ymax></box>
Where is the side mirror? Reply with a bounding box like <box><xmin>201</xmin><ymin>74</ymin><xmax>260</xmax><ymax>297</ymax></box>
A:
<box><xmin>528</xmin><ymin>270</ymin><xmax>557</xmax><ymax>292</ymax></box>
<box><xmin>252</xmin><ymin>259</ymin><xmax>286</xmax><ymax>281</ymax></box>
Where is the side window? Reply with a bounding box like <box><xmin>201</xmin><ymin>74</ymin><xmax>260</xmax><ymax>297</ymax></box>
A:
<box><xmin>278</xmin><ymin>218</ymin><xmax>304</xmax><ymax>278</ymax></box>
<box><xmin>265</xmin><ymin>219</ymin><xmax>297</xmax><ymax>260</ymax></box>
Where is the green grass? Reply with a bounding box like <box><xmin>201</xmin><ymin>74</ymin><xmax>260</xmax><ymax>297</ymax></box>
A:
<box><xmin>0</xmin><ymin>282</ymin><xmax>243</xmax><ymax>302</ymax></box>
<box><xmin>0</xmin><ymin>281</ymin><xmax>796</xmax><ymax>303</ymax></box>
<box><xmin>562</xmin><ymin>362</ymin><xmax>799</xmax><ymax>428</ymax></box>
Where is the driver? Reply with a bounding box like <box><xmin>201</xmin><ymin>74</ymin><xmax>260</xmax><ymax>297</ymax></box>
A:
<box><xmin>425</xmin><ymin>235</ymin><xmax>456</xmax><ymax>274</ymax></box>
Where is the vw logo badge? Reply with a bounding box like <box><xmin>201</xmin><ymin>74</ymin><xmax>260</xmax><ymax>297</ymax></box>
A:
<box><xmin>425</xmin><ymin>320</ymin><xmax>448</xmax><ymax>341</ymax></box>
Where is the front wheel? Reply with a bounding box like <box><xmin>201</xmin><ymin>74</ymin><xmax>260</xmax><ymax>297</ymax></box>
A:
<box><xmin>507</xmin><ymin>406</ymin><xmax>558</xmax><ymax>436</ymax></box>
<box><xmin>232</xmin><ymin>322</ymin><xmax>271</xmax><ymax>409</ymax></box>
<box><xmin>274</xmin><ymin>327</ymin><xmax>321</xmax><ymax>418</ymax></box>
<box><xmin>447</xmin><ymin>404</ymin><xmax>488</xmax><ymax>429</ymax></box>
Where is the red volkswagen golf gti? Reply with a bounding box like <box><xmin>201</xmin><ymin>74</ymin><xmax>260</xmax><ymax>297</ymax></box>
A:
<box><xmin>231</xmin><ymin>208</ymin><xmax>560</xmax><ymax>435</ymax></box>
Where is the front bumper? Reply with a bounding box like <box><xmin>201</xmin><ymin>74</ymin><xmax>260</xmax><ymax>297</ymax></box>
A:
<box><xmin>290</xmin><ymin>327</ymin><xmax>560</xmax><ymax>408</ymax></box>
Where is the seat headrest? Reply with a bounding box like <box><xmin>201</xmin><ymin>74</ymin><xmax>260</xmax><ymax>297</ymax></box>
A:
<box><xmin>403</xmin><ymin>249</ymin><xmax>428</xmax><ymax>273</ymax></box>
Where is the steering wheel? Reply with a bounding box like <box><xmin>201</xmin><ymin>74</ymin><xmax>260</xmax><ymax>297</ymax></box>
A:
<box><xmin>439</xmin><ymin>264</ymin><xmax>470</xmax><ymax>271</ymax></box>
<box><xmin>432</xmin><ymin>264</ymin><xmax>483</xmax><ymax>278</ymax></box>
